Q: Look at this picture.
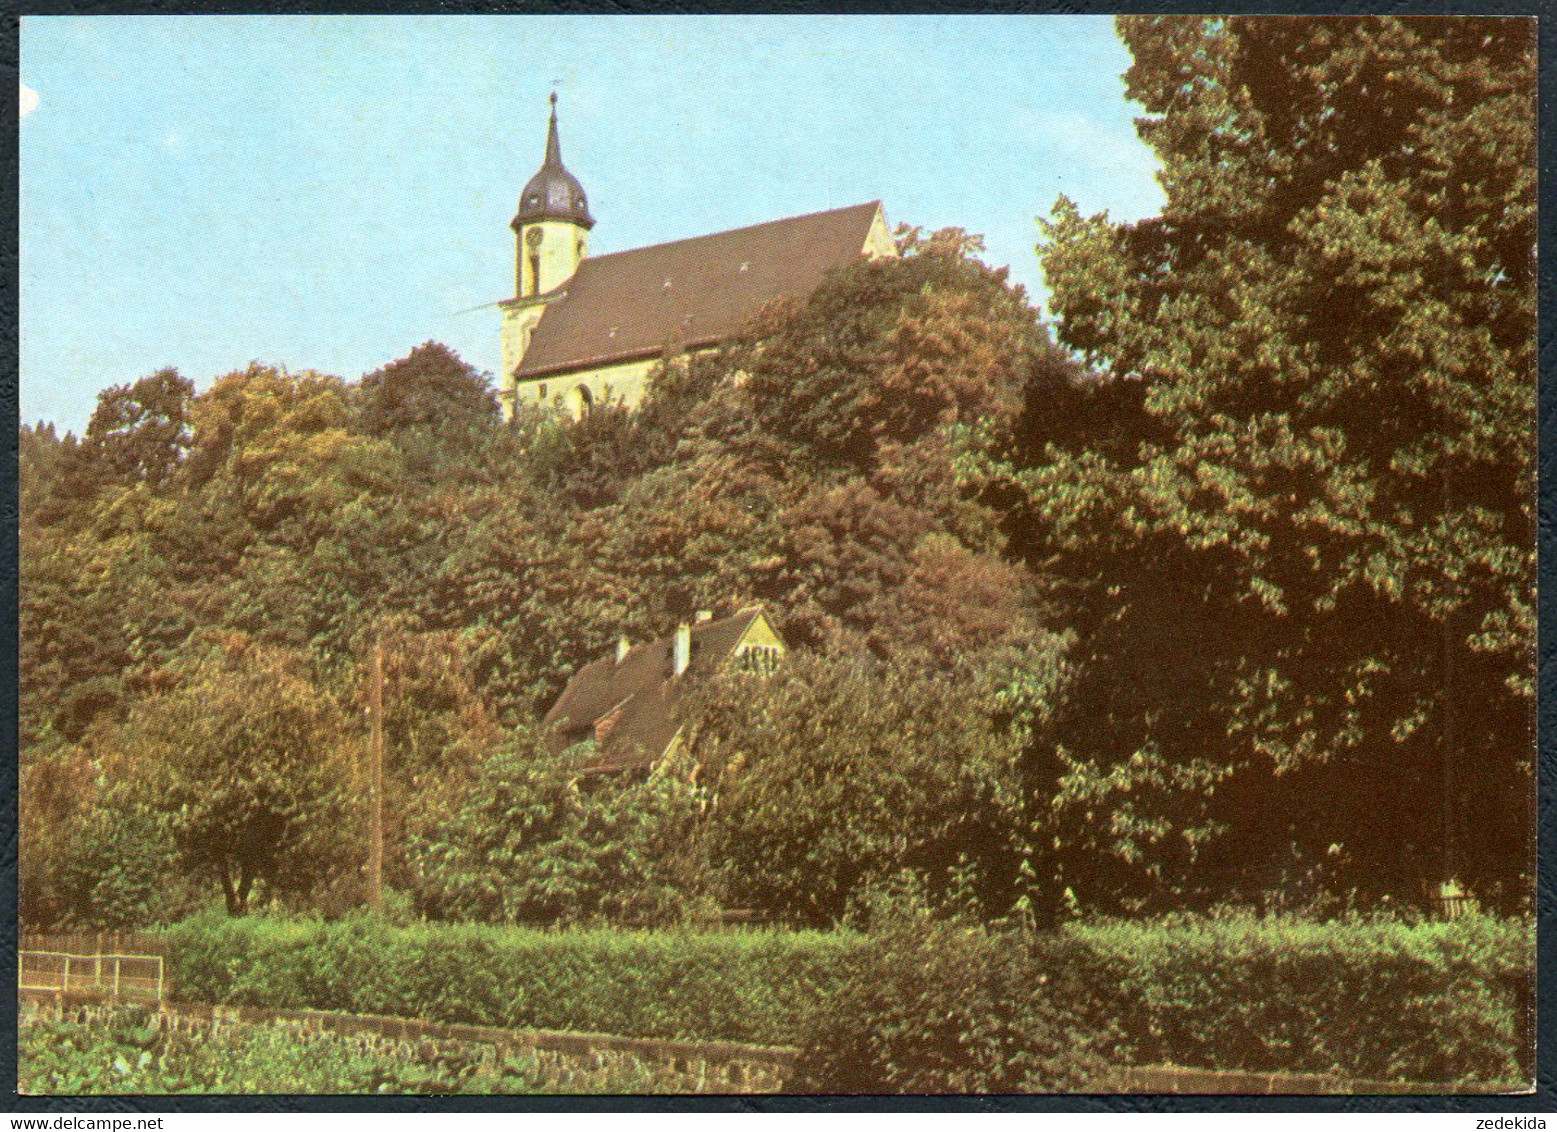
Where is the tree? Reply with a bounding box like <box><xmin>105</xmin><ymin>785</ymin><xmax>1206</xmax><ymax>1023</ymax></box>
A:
<box><xmin>83</xmin><ymin>368</ymin><xmax>195</xmax><ymax>489</ymax></box>
<box><xmin>104</xmin><ymin>641</ymin><xmax>354</xmax><ymax>914</ymax></box>
<box><xmin>524</xmin><ymin>401</ymin><xmax>648</xmax><ymax>512</ymax></box>
<box><xmin>729</xmin><ymin>233</ymin><xmax>1039</xmax><ymax>479</ymax></box>
<box><xmin>18</xmin><ymin>746</ymin><xmax>96</xmax><ymax>926</ymax></box>
<box><xmin>183</xmin><ymin>364</ymin><xmax>397</xmax><ymax>541</ymax></box>
<box><xmin>853</xmin><ymin>533</ymin><xmax>1045</xmax><ymax>674</ymax></box>
<box><xmin>430</xmin><ymin>492</ymin><xmax>641</xmax><ymax>722</ymax></box>
<box><xmin>52</xmin><ymin>800</ymin><xmax>179</xmax><ymax>929</ymax></box>
<box><xmin>684</xmin><ymin>654</ymin><xmax>1028</xmax><ymax>925</ymax></box>
<box><xmin>356</xmin><ymin>341</ymin><xmax>498</xmax><ymax>438</ymax></box>
<box><xmin>20</xmin><ymin>423</ymin><xmax>103</xmax><ymax>530</ymax></box>
<box><xmin>20</xmin><ymin>525</ymin><xmax>133</xmax><ymax>747</ymax></box>
<box><xmin>999</xmin><ymin>17</ymin><xmax>1535</xmax><ymax>908</ymax></box>
<box><xmin>411</xmin><ymin>730</ymin><xmax>707</xmax><ymax>926</ymax></box>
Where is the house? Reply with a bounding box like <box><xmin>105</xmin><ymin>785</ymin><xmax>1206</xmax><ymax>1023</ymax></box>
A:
<box><xmin>542</xmin><ymin>606</ymin><xmax>787</xmax><ymax>773</ymax></box>
<box><xmin>498</xmin><ymin>95</ymin><xmax>897</xmax><ymax>420</ymax></box>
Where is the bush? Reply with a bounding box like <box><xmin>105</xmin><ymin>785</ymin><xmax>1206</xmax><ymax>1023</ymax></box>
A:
<box><xmin>1065</xmin><ymin>911</ymin><xmax>1533</xmax><ymax>1084</ymax></box>
<box><xmin>410</xmin><ymin>736</ymin><xmax>711</xmax><ymax>927</ymax></box>
<box><xmin>790</xmin><ymin>918</ymin><xmax>1109</xmax><ymax>1093</ymax></box>
<box><xmin>686</xmin><ymin>656</ymin><xmax>1029</xmax><ymax>926</ymax></box>
<box><xmin>159</xmin><ymin>911</ymin><xmax>857</xmax><ymax>1045</ymax></box>
<box><xmin>791</xmin><ymin>912</ymin><xmax>1529</xmax><ymax>1091</ymax></box>
<box><xmin>153</xmin><ymin>911</ymin><xmax>1531</xmax><ymax>1086</ymax></box>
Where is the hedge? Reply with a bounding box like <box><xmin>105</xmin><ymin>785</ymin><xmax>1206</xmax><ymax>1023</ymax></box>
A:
<box><xmin>1064</xmin><ymin>913</ymin><xmax>1533</xmax><ymax>1085</ymax></box>
<box><xmin>159</xmin><ymin>913</ymin><xmax>858</xmax><ymax>1045</ymax></box>
<box><xmin>789</xmin><ymin>921</ymin><xmax>1114</xmax><ymax>1092</ymax></box>
<box><xmin>155</xmin><ymin>911</ymin><xmax>1532</xmax><ymax>1085</ymax></box>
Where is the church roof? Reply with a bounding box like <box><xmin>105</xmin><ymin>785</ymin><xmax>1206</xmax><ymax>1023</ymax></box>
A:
<box><xmin>513</xmin><ymin>95</ymin><xmax>594</xmax><ymax>231</ymax></box>
<box><xmin>542</xmin><ymin>607</ymin><xmax>773</xmax><ymax>773</ymax></box>
<box><xmin>514</xmin><ymin>201</ymin><xmax>883</xmax><ymax>380</ymax></box>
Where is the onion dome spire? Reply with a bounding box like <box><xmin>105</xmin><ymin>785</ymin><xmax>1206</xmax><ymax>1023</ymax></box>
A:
<box><xmin>513</xmin><ymin>93</ymin><xmax>595</xmax><ymax>230</ymax></box>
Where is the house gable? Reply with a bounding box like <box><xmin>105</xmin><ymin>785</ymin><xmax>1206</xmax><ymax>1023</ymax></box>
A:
<box><xmin>732</xmin><ymin>611</ymin><xmax>785</xmax><ymax>673</ymax></box>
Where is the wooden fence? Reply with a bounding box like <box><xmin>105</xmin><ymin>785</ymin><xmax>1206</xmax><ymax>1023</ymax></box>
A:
<box><xmin>19</xmin><ymin>951</ymin><xmax>164</xmax><ymax>1004</ymax></box>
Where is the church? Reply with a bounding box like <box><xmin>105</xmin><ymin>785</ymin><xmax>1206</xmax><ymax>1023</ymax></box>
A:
<box><xmin>498</xmin><ymin>96</ymin><xmax>898</xmax><ymax>420</ymax></box>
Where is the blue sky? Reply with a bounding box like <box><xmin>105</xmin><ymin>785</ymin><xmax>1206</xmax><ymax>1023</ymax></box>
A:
<box><xmin>20</xmin><ymin>14</ymin><xmax>1165</xmax><ymax>434</ymax></box>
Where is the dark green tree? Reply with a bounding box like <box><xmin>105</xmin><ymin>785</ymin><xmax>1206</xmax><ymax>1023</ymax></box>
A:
<box><xmin>991</xmin><ymin>16</ymin><xmax>1535</xmax><ymax>909</ymax></box>
<box><xmin>727</xmin><ymin>231</ymin><xmax>1038</xmax><ymax>481</ymax></box>
<box><xmin>685</xmin><ymin>654</ymin><xmax>1028</xmax><ymax>925</ymax></box>
<box><xmin>83</xmin><ymin>368</ymin><xmax>195</xmax><ymax>489</ymax></box>
<box><xmin>52</xmin><ymin>801</ymin><xmax>179</xmax><ymax>929</ymax></box>
<box><xmin>369</xmin><ymin>627</ymin><xmax>503</xmax><ymax>895</ymax></box>
<box><xmin>411</xmin><ymin>731</ymin><xmax>708</xmax><ymax>926</ymax></box>
<box><xmin>356</xmin><ymin>341</ymin><xmax>498</xmax><ymax>438</ymax></box>
<box><xmin>104</xmin><ymin>641</ymin><xmax>354</xmax><ymax>915</ymax></box>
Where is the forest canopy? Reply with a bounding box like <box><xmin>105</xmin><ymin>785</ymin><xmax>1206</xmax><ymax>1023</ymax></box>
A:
<box><xmin>19</xmin><ymin>16</ymin><xmax>1534</xmax><ymax>929</ymax></box>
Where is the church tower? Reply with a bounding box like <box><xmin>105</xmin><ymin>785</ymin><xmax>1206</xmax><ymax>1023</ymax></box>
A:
<box><xmin>499</xmin><ymin>94</ymin><xmax>594</xmax><ymax>419</ymax></box>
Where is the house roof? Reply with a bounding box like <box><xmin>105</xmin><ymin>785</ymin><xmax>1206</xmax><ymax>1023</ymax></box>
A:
<box><xmin>542</xmin><ymin>607</ymin><xmax>774</xmax><ymax>772</ymax></box>
<box><xmin>513</xmin><ymin>201</ymin><xmax>883</xmax><ymax>381</ymax></box>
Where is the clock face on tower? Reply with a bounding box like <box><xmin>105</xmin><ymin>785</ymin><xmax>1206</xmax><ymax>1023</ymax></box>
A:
<box><xmin>526</xmin><ymin>228</ymin><xmax>544</xmax><ymax>248</ymax></box>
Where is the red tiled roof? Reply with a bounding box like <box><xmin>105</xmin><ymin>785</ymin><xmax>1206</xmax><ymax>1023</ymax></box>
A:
<box><xmin>514</xmin><ymin>202</ymin><xmax>883</xmax><ymax>380</ymax></box>
<box><xmin>542</xmin><ymin>607</ymin><xmax>777</xmax><ymax>772</ymax></box>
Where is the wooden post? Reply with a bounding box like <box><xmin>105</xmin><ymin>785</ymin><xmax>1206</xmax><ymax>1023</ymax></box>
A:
<box><xmin>368</xmin><ymin>638</ymin><xmax>385</xmax><ymax>913</ymax></box>
<box><xmin>113</xmin><ymin>958</ymin><xmax>121</xmax><ymax>1000</ymax></box>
